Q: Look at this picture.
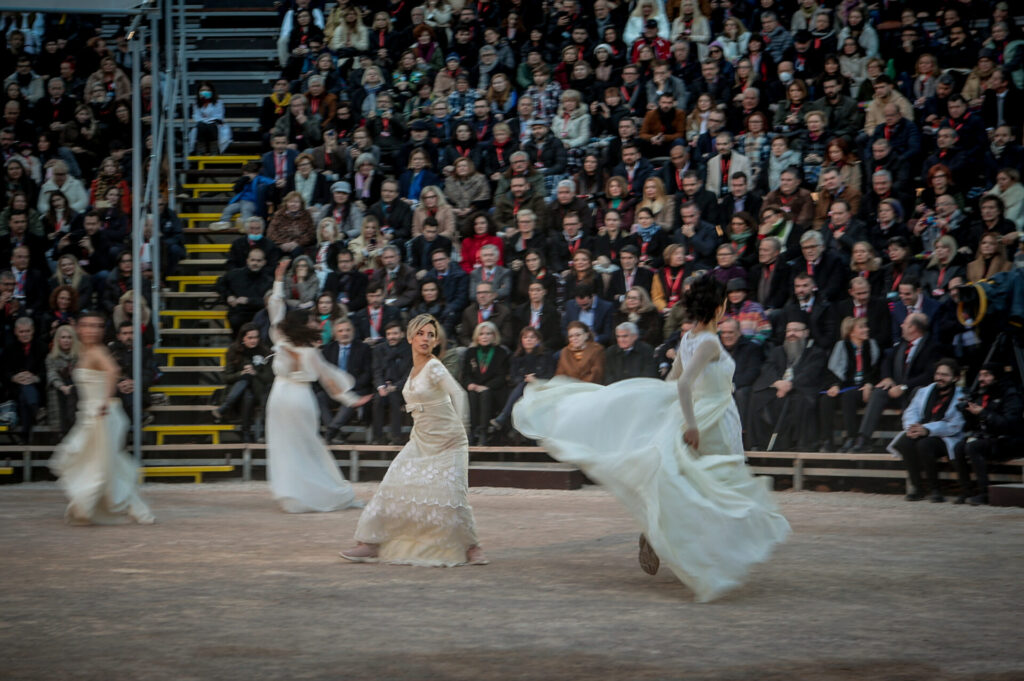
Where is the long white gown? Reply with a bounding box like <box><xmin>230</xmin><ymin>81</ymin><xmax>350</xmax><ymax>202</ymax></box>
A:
<box><xmin>353</xmin><ymin>357</ymin><xmax>480</xmax><ymax>566</ymax></box>
<box><xmin>513</xmin><ymin>330</ymin><xmax>791</xmax><ymax>601</ymax></box>
<box><xmin>49</xmin><ymin>368</ymin><xmax>154</xmax><ymax>525</ymax></box>
<box><xmin>266</xmin><ymin>282</ymin><xmax>362</xmax><ymax>513</ymax></box>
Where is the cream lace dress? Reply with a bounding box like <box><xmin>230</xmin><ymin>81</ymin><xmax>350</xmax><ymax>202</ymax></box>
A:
<box><xmin>49</xmin><ymin>368</ymin><xmax>154</xmax><ymax>525</ymax></box>
<box><xmin>353</xmin><ymin>357</ymin><xmax>480</xmax><ymax>566</ymax></box>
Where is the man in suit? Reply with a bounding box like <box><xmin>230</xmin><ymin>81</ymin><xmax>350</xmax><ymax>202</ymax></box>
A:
<box><xmin>459</xmin><ymin>281</ymin><xmax>514</xmax><ymax>347</ymax></box>
<box><xmin>980</xmin><ymin>68</ymin><xmax>1022</xmax><ymax>131</ymax></box>
<box><xmin>321</xmin><ymin>318</ymin><xmax>374</xmax><ymax>443</ymax></box>
<box><xmin>260</xmin><ymin>133</ymin><xmax>298</xmax><ymax>204</ymax></box>
<box><xmin>4</xmin><ymin>316</ymin><xmax>47</xmax><ymax>442</ymax></box>
<box><xmin>835</xmin><ymin>276</ymin><xmax>892</xmax><ymax>345</ymax></box>
<box><xmin>671</xmin><ymin>202</ymin><xmax>721</xmax><ymax>272</ymax></box>
<box><xmin>226</xmin><ymin>216</ymin><xmax>282</xmax><ymax>270</ymax></box>
<box><xmin>547</xmin><ymin>211</ymin><xmax>596</xmax><ymax>273</ymax></box>
<box><xmin>323</xmin><ymin>249</ymin><xmax>368</xmax><ymax>312</ymax></box>
<box><xmin>658</xmin><ymin>141</ymin><xmax>697</xmax><ymax>195</ymax></box>
<box><xmin>717</xmin><ymin>172</ymin><xmax>762</xmax><ymax>227</ymax></box>
<box><xmin>216</xmin><ymin>248</ymin><xmax>274</xmax><ymax>332</ymax></box>
<box><xmin>494</xmin><ymin>175</ymin><xmax>551</xmax><ymax>234</ymax></box>
<box><xmin>426</xmin><ymin>248</ymin><xmax>469</xmax><ymax>336</ymax></box>
<box><xmin>890</xmin><ymin>277</ymin><xmax>940</xmax><ymax>344</ymax></box>
<box><xmin>405</xmin><ymin>218</ymin><xmax>452</xmax><ymax>274</ymax></box>
<box><xmin>0</xmin><ymin>210</ymin><xmax>49</xmax><ymax>276</ymax></box>
<box><xmin>468</xmin><ymin>244</ymin><xmax>512</xmax><ymax>302</ymax></box>
<box><xmin>369</xmin><ymin>245</ymin><xmax>418</xmax><ymax>310</ymax></box>
<box><xmin>352</xmin><ymin>285</ymin><xmax>401</xmax><ymax>346</ymax></box>
<box><xmin>866</xmin><ymin>103</ymin><xmax>921</xmax><ymax>170</ymax></box>
<box><xmin>788</xmin><ymin>230</ymin><xmax>845</xmax><ymax>303</ymax></box>
<box><xmin>562</xmin><ymin>283</ymin><xmax>614</xmax><ymax>346</ymax></box>
<box><xmin>610</xmin><ymin>142</ymin><xmax>655</xmax><ymax>197</ymax></box>
<box><xmin>676</xmin><ymin>171</ymin><xmax>720</xmax><ymax>227</ymax></box>
<box><xmin>6</xmin><ymin>244</ymin><xmax>49</xmax><ymax>319</ymax></box>
<box><xmin>748</xmin><ymin>316</ymin><xmax>827</xmax><ymax>451</ymax></box>
<box><xmin>371</xmin><ymin>321</ymin><xmax>413</xmax><ymax>444</ymax></box>
<box><xmin>604</xmin><ymin>321</ymin><xmax>658</xmax><ymax>384</ymax></box>
<box><xmin>813</xmin><ymin>167</ymin><xmax>862</xmax><ymax>230</ymax></box>
<box><xmin>512</xmin><ymin>279</ymin><xmax>562</xmax><ymax>350</ymax></box>
<box><xmin>848</xmin><ymin>312</ymin><xmax>941</xmax><ymax>452</ymax></box>
<box><xmin>705</xmin><ymin>133</ymin><xmax>752</xmax><ymax>197</ymax></box>
<box><xmin>605</xmin><ymin>245</ymin><xmax>655</xmax><ymax>303</ymax></box>
<box><xmin>747</xmin><ymin>236</ymin><xmax>792</xmax><ymax>312</ymax></box>
<box><xmin>774</xmin><ymin>271</ymin><xmax>837</xmax><ymax>349</ymax></box>
<box><xmin>367</xmin><ymin>179</ymin><xmax>414</xmax><ymax>246</ymax></box>
<box><xmin>719</xmin><ymin>317</ymin><xmax>763</xmax><ymax>443</ymax></box>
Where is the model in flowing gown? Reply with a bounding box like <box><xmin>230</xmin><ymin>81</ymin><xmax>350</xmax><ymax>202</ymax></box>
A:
<box><xmin>513</xmin><ymin>329</ymin><xmax>791</xmax><ymax>601</ymax></box>
<box><xmin>344</xmin><ymin>314</ymin><xmax>484</xmax><ymax>566</ymax></box>
<box><xmin>49</xmin><ymin>367</ymin><xmax>154</xmax><ymax>525</ymax></box>
<box><xmin>266</xmin><ymin>280</ymin><xmax>364</xmax><ymax>513</ymax></box>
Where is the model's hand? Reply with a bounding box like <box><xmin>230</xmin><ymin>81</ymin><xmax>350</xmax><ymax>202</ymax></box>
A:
<box><xmin>275</xmin><ymin>258</ymin><xmax>291</xmax><ymax>281</ymax></box>
<box><xmin>683</xmin><ymin>427</ymin><xmax>700</xmax><ymax>449</ymax></box>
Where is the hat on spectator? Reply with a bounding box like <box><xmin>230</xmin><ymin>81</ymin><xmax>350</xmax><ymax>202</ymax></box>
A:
<box><xmin>456</xmin><ymin>72</ymin><xmax>470</xmax><ymax>81</ymax></box>
<box><xmin>644</xmin><ymin>18</ymin><xmax>659</xmax><ymax>29</ymax></box>
<box><xmin>593</xmin><ymin>43</ymin><xmax>613</xmax><ymax>56</ymax></box>
<box><xmin>446</xmin><ymin>53</ymin><xmax>461</xmax><ymax>63</ymax></box>
<box><xmin>480</xmin><ymin>45</ymin><xmax>496</xmax><ymax>54</ymax></box>
<box><xmin>529</xmin><ymin>117</ymin><xmax>550</xmax><ymax>128</ymax></box>
<box><xmin>331</xmin><ymin>181</ymin><xmax>351</xmax><ymax>194</ymax></box>
<box><xmin>726</xmin><ymin>278</ymin><xmax>748</xmax><ymax>293</ymax></box>
<box><xmin>410</xmin><ymin>119</ymin><xmax>431</xmax><ymax>131</ymax></box>
<box><xmin>978</xmin><ymin>48</ymin><xmax>999</xmax><ymax>62</ymax></box>
<box><xmin>981</xmin><ymin>362</ymin><xmax>1004</xmax><ymax>376</ymax></box>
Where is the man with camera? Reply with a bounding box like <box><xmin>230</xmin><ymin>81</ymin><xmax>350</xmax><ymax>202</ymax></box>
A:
<box><xmin>953</xmin><ymin>363</ymin><xmax>1024</xmax><ymax>505</ymax></box>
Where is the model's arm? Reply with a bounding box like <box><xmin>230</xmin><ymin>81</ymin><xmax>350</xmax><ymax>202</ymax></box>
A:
<box><xmin>675</xmin><ymin>338</ymin><xmax>720</xmax><ymax>443</ymax></box>
<box><xmin>267</xmin><ymin>259</ymin><xmax>291</xmax><ymax>345</ymax></box>
<box><xmin>433</xmin><ymin>361</ymin><xmax>470</xmax><ymax>429</ymax></box>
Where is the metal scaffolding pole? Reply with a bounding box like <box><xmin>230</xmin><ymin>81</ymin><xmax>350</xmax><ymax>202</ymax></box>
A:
<box><xmin>164</xmin><ymin>0</ymin><xmax>177</xmax><ymax>213</ymax></box>
<box><xmin>130</xmin><ymin>25</ymin><xmax>145</xmax><ymax>464</ymax></box>
<box><xmin>179</xmin><ymin>0</ymin><xmax>189</xmax><ymax>169</ymax></box>
<box><xmin>150</xmin><ymin>6</ymin><xmax>162</xmax><ymax>349</ymax></box>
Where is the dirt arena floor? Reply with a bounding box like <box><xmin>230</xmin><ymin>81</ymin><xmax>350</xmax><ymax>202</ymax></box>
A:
<box><xmin>1</xmin><ymin>482</ymin><xmax>1023</xmax><ymax>681</ymax></box>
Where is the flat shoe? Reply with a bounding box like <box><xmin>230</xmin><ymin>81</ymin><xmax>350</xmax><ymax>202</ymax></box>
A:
<box><xmin>339</xmin><ymin>549</ymin><xmax>378</xmax><ymax>563</ymax></box>
<box><xmin>638</xmin><ymin>534</ymin><xmax>660</xmax><ymax>576</ymax></box>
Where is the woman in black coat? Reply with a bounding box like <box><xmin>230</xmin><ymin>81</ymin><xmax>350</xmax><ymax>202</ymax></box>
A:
<box><xmin>460</xmin><ymin>320</ymin><xmax>511</xmax><ymax>446</ymax></box>
<box><xmin>489</xmin><ymin>326</ymin><xmax>556</xmax><ymax>436</ymax></box>
<box><xmin>213</xmin><ymin>322</ymin><xmax>275</xmax><ymax>441</ymax></box>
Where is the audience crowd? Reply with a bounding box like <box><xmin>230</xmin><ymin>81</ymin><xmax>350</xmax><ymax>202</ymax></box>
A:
<box><xmin>2</xmin><ymin>3</ymin><xmax>1024</xmax><ymax>503</ymax></box>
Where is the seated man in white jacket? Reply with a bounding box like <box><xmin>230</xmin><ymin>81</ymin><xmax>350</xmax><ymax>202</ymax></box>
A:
<box><xmin>887</xmin><ymin>358</ymin><xmax>965</xmax><ymax>503</ymax></box>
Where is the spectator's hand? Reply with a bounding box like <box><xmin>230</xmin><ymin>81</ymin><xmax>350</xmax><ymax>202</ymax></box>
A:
<box><xmin>875</xmin><ymin>378</ymin><xmax>894</xmax><ymax>391</ymax></box>
<box><xmin>274</xmin><ymin>258</ymin><xmax>292</xmax><ymax>282</ymax></box>
<box><xmin>118</xmin><ymin>378</ymin><xmax>134</xmax><ymax>393</ymax></box>
<box><xmin>907</xmin><ymin>423</ymin><xmax>927</xmax><ymax>438</ymax></box>
<box><xmin>283</xmin><ymin>241</ymin><xmax>299</xmax><ymax>252</ymax></box>
<box><xmin>665</xmin><ymin>348</ymin><xmax>676</xmax><ymax>359</ymax></box>
<box><xmin>772</xmin><ymin>379</ymin><xmax>792</xmax><ymax>398</ymax></box>
<box><xmin>467</xmin><ymin>383</ymin><xmax>479</xmax><ymax>391</ymax></box>
<box><xmin>242</xmin><ymin>364</ymin><xmax>255</xmax><ymax>375</ymax></box>
<box><xmin>227</xmin><ymin>295</ymin><xmax>238</xmax><ymax>306</ymax></box>
<box><xmin>861</xmin><ymin>384</ymin><xmax>872</xmax><ymax>403</ymax></box>
<box><xmin>966</xmin><ymin>402</ymin><xmax>984</xmax><ymax>415</ymax></box>
<box><xmin>887</xmin><ymin>384</ymin><xmax>905</xmax><ymax>400</ymax></box>
<box><xmin>510</xmin><ymin>259</ymin><xmax>523</xmax><ymax>271</ymax></box>
<box><xmin>377</xmin><ymin>386</ymin><xmax>388</xmax><ymax>397</ymax></box>
<box><xmin>826</xmin><ymin>386</ymin><xmax>840</xmax><ymax>398</ymax></box>
<box><xmin>681</xmin><ymin>223</ymin><xmax>696</xmax><ymax>238</ymax></box>
<box><xmin>275</xmin><ymin>177</ymin><xmax>286</xmax><ymax>188</ymax></box>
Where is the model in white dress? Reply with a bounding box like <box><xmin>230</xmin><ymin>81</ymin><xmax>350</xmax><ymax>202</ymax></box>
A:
<box><xmin>266</xmin><ymin>276</ymin><xmax>363</xmax><ymax>513</ymax></box>
<box><xmin>342</xmin><ymin>315</ymin><xmax>486</xmax><ymax>566</ymax></box>
<box><xmin>513</xmin><ymin>326</ymin><xmax>790</xmax><ymax>601</ymax></box>
<box><xmin>49</xmin><ymin>315</ymin><xmax>154</xmax><ymax>525</ymax></box>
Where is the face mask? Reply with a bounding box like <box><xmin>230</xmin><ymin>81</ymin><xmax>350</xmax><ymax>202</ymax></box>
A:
<box><xmin>779</xmin><ymin>71</ymin><xmax>794</xmax><ymax>84</ymax></box>
<box><xmin>200</xmin><ymin>90</ymin><xmax>212</xmax><ymax>99</ymax></box>
<box><xmin>249</xmin><ymin>233</ymin><xmax>263</xmax><ymax>241</ymax></box>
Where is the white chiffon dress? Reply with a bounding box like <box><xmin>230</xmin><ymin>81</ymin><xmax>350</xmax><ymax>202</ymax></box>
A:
<box><xmin>513</xmin><ymin>330</ymin><xmax>791</xmax><ymax>601</ymax></box>
<box><xmin>49</xmin><ymin>368</ymin><xmax>154</xmax><ymax>525</ymax></box>
<box><xmin>353</xmin><ymin>357</ymin><xmax>480</xmax><ymax>566</ymax></box>
<box><xmin>266</xmin><ymin>281</ymin><xmax>363</xmax><ymax>513</ymax></box>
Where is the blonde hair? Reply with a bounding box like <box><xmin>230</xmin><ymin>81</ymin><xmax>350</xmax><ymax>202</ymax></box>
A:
<box><xmin>471</xmin><ymin>320</ymin><xmax>501</xmax><ymax>347</ymax></box>
<box><xmin>619</xmin><ymin>285</ymin><xmax>656</xmax><ymax>314</ymax></box>
<box><xmin>318</xmin><ymin>217</ymin><xmax>339</xmax><ymax>244</ymax></box>
<box><xmin>406</xmin><ymin>313</ymin><xmax>446</xmax><ymax>355</ymax></box>
<box><xmin>282</xmin><ymin>190</ymin><xmax>307</xmax><ymax>210</ymax></box>
<box><xmin>48</xmin><ymin>324</ymin><xmax>81</xmax><ymax>360</ymax></box>
<box><xmin>840</xmin><ymin>315</ymin><xmax>868</xmax><ymax>341</ymax></box>
<box><xmin>928</xmin><ymin>234</ymin><xmax>958</xmax><ymax>268</ymax></box>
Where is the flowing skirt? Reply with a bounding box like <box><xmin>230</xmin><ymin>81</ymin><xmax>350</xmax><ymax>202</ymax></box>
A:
<box><xmin>49</xmin><ymin>399</ymin><xmax>154</xmax><ymax>525</ymax></box>
<box><xmin>513</xmin><ymin>377</ymin><xmax>790</xmax><ymax>601</ymax></box>
<box><xmin>266</xmin><ymin>378</ymin><xmax>358</xmax><ymax>513</ymax></box>
<box><xmin>354</xmin><ymin>401</ymin><xmax>478</xmax><ymax>566</ymax></box>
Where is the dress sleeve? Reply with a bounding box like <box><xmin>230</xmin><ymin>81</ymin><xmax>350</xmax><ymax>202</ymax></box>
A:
<box><xmin>268</xmin><ymin>281</ymin><xmax>286</xmax><ymax>346</ymax></box>
<box><xmin>312</xmin><ymin>350</ymin><xmax>360</xmax><ymax>406</ymax></box>
<box><xmin>675</xmin><ymin>337</ymin><xmax>720</xmax><ymax>429</ymax></box>
<box><xmin>430</xmin><ymin>359</ymin><xmax>470</xmax><ymax>427</ymax></box>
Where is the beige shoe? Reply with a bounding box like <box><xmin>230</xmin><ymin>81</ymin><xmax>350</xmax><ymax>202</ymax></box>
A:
<box><xmin>339</xmin><ymin>544</ymin><xmax>379</xmax><ymax>563</ymax></box>
<box><xmin>209</xmin><ymin>220</ymin><xmax>232</xmax><ymax>231</ymax></box>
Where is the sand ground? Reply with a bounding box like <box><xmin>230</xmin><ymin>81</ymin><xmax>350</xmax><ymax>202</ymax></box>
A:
<box><xmin>1</xmin><ymin>482</ymin><xmax>1023</xmax><ymax>681</ymax></box>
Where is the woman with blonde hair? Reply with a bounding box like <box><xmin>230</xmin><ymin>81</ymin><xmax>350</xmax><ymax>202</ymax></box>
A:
<box><xmin>670</xmin><ymin>0</ymin><xmax>711</xmax><ymax>57</ymax></box>
<box><xmin>966</xmin><ymin>232</ymin><xmax>1012</xmax><ymax>282</ymax></box>
<box><xmin>596</xmin><ymin>176</ymin><xmax>636</xmax><ymax>229</ymax></box>
<box><xmin>824</xmin><ymin>315</ymin><xmax>882</xmax><ymax>452</ymax></box>
<box><xmin>921</xmin><ymin>235</ymin><xmax>965</xmax><ymax>301</ymax></box>
<box><xmin>312</xmin><ymin>217</ymin><xmax>343</xmax><ymax>287</ymax></box>
<box><xmin>637</xmin><ymin>176</ymin><xmax>675</xmax><ymax>231</ymax></box>
<box><xmin>551</xmin><ymin>89</ymin><xmax>591</xmax><ymax>175</ymax></box>
<box><xmin>848</xmin><ymin>241</ymin><xmax>884</xmax><ymax>297</ymax></box>
<box><xmin>624</xmin><ymin>0</ymin><xmax>670</xmax><ymax>45</ymax></box>
<box><xmin>717</xmin><ymin>17</ymin><xmax>750</xmax><ymax>64</ymax></box>
<box><xmin>50</xmin><ymin>253</ymin><xmax>94</xmax><ymax>306</ymax></box>
<box><xmin>112</xmin><ymin>290</ymin><xmax>154</xmax><ymax>346</ymax></box>
<box><xmin>342</xmin><ymin>313</ymin><xmax>488</xmax><ymax>566</ymax></box>
<box><xmin>46</xmin><ymin>324</ymin><xmax>80</xmax><ymax>434</ymax></box>
<box><xmin>614</xmin><ymin>286</ymin><xmax>661</xmax><ymax>347</ymax></box>
<box><xmin>412</xmin><ymin>185</ymin><xmax>456</xmax><ymax>240</ymax></box>
<box><xmin>685</xmin><ymin>93</ymin><xmax>715</xmax><ymax>142</ymax></box>
<box><xmin>555</xmin><ymin>321</ymin><xmax>605</xmax><ymax>384</ymax></box>
<box><xmin>348</xmin><ymin>214</ymin><xmax>389</xmax><ymax>270</ymax></box>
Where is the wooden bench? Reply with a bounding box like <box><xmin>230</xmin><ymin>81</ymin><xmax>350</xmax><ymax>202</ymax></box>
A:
<box><xmin>150</xmin><ymin>385</ymin><xmax>224</xmax><ymax>398</ymax></box>
<box><xmin>178</xmin><ymin>212</ymin><xmax>222</xmax><ymax>229</ymax></box>
<box><xmin>185</xmin><ymin>243</ymin><xmax>231</xmax><ymax>254</ymax></box>
<box><xmin>143</xmin><ymin>424</ymin><xmax>236</xmax><ymax>445</ymax></box>
<box><xmin>167</xmin><ymin>275</ymin><xmax>219</xmax><ymax>292</ymax></box>
<box><xmin>182</xmin><ymin>183</ymin><xmax>235</xmax><ymax>198</ymax></box>
<box><xmin>141</xmin><ymin>465</ymin><xmax>235</xmax><ymax>483</ymax></box>
<box><xmin>188</xmin><ymin>155</ymin><xmax>259</xmax><ymax>170</ymax></box>
<box><xmin>154</xmin><ymin>347</ymin><xmax>228</xmax><ymax>367</ymax></box>
<box><xmin>159</xmin><ymin>309</ymin><xmax>228</xmax><ymax>329</ymax></box>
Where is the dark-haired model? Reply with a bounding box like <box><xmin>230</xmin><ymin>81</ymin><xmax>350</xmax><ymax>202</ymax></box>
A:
<box><xmin>265</xmin><ymin>258</ymin><xmax>365</xmax><ymax>513</ymax></box>
<box><xmin>514</xmin><ymin>275</ymin><xmax>790</xmax><ymax>601</ymax></box>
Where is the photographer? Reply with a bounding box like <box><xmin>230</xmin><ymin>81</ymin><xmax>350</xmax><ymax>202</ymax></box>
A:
<box><xmin>953</xmin><ymin>363</ymin><xmax>1024</xmax><ymax>506</ymax></box>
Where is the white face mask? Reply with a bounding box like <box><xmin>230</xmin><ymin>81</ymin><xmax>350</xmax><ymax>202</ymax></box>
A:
<box><xmin>779</xmin><ymin>71</ymin><xmax>794</xmax><ymax>84</ymax></box>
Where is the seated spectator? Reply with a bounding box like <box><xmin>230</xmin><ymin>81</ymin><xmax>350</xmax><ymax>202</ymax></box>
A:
<box><xmin>774</xmin><ymin>271</ymin><xmax>837</xmax><ymax>349</ymax></box>
<box><xmin>323</xmin><ymin>248</ymin><xmax>366</xmax><ymax>312</ymax></box>
<box><xmin>748</xmin><ymin>316</ymin><xmax>827</xmax><ymax>451</ymax></box>
<box><xmin>54</xmin><ymin>210</ymin><xmax>113</xmax><ymax>286</ymax></box>
<box><xmin>468</xmin><ymin>244</ymin><xmax>512</xmax><ymax>302</ymax></box>
<box><xmin>50</xmin><ymin>254</ymin><xmax>94</xmax><ymax>309</ymax></box>
<box><xmin>42</xmin><ymin>284</ymin><xmax>79</xmax><ymax>339</ymax></box>
<box><xmin>369</xmin><ymin>244</ymin><xmax>418</xmax><ymax>310</ymax></box>
<box><xmin>423</xmin><ymin>248</ymin><xmax>468</xmax><ymax>335</ymax></box>
<box><xmin>747</xmin><ymin>236</ymin><xmax>792</xmax><ymax>312</ymax></box>
<box><xmin>216</xmin><ymin>248</ymin><xmax>273</xmax><ymax>331</ymax></box>
<box><xmin>863</xmin><ymin>195</ymin><xmax>910</xmax><ymax>257</ymax></box>
<box><xmin>110</xmin><ymin>290</ymin><xmax>154</xmax><ymax>347</ymax></box>
<box><xmin>352</xmin><ymin>284</ymin><xmax>401</xmax><ymax>346</ymax></box>
<box><xmin>490</xmin><ymin>326</ymin><xmax>556</xmax><ymax>435</ymax></box>
<box><xmin>639</xmin><ymin>93</ymin><xmax>686</xmax><ymax>158</ymax></box>
<box><xmin>37</xmin><ymin>160</ymin><xmax>88</xmax><ymax>214</ymax></box>
<box><xmin>320</xmin><ymin>318</ymin><xmax>374</xmax><ymax>444</ymax></box>
<box><xmin>227</xmin><ymin>217</ymin><xmax>282</xmax><ymax>271</ymax></box>
<box><xmin>398</xmin><ymin>148</ymin><xmax>442</xmax><ymax>204</ymax></box>
<box><xmin>789</xmin><ymin>229</ymin><xmax>845</xmax><ymax>302</ymax></box>
<box><xmin>718</xmin><ymin>317</ymin><xmax>762</xmax><ymax>445</ymax></box>
<box><xmin>760</xmin><ymin>137</ymin><xmax>802</xmax><ymax>195</ymax></box>
<box><xmin>711</xmin><ymin>243</ymin><xmax>747</xmax><ymax>285</ymax></box>
<box><xmin>409</xmin><ymin>278</ymin><xmax>446</xmax><ymax>321</ymax></box>
<box><xmin>563</xmin><ymin>283</ymin><xmax>614</xmax><ymax>346</ymax></box>
<box><xmin>604</xmin><ymin>321</ymin><xmax>657</xmax><ymax>384</ymax></box>
<box><xmin>459</xmin><ymin>281</ymin><xmax>513</xmax><ymax>347</ymax></box>
<box><xmin>969</xmin><ymin>195</ymin><xmax>1018</xmax><ymax>251</ymax></box>
<box><xmin>45</xmin><ymin>324</ymin><xmax>79</xmax><ymax>435</ymax></box>
<box><xmin>347</xmin><ymin>215</ymin><xmax>390</xmax><ymax>271</ymax></box>
<box><xmin>5</xmin><ymin>316</ymin><xmax>46</xmax><ymax>442</ymax></box>
<box><xmin>371</xmin><ymin>320</ymin><xmax>412</xmax><ymax>445</ymax></box>
<box><xmin>891</xmin><ymin>358</ymin><xmax>965</xmax><ymax>502</ymax></box>
<box><xmin>762</xmin><ymin>166</ymin><xmax>815</xmax><ymax>230</ymax></box>
<box><xmin>966</xmin><ymin>231</ymin><xmax>1012</xmax><ymax>283</ymax></box>
<box><xmin>212</xmin><ymin>162</ymin><xmax>276</xmax><ymax>231</ymax></box>
<box><xmin>848</xmin><ymin>312</ymin><xmax>941</xmax><ymax>452</ymax></box>
<box><xmin>954</xmin><ymin>363</ymin><xmax>1024</xmax><ymax>505</ymax></box>
<box><xmin>212</xmin><ymin>323</ymin><xmax>274</xmax><ymax>442</ymax></box>
<box><xmin>101</xmin><ymin>250</ymin><xmax>138</xmax><ymax>314</ymax></box>
<box><xmin>512</xmin><ymin>278</ymin><xmax>562</xmax><ymax>355</ymax></box>
<box><xmin>283</xmin><ymin>255</ymin><xmax>319</xmax><ymax>310</ymax></box>
<box><xmin>273</xmin><ymin>94</ymin><xmax>323</xmax><ymax>151</ymax></box>
<box><xmin>722</xmin><ymin>278</ymin><xmax>771</xmax><ymax>345</ymax></box>
<box><xmin>367</xmin><ymin>178</ymin><xmax>414</xmax><ymax>247</ymax></box>
<box><xmin>260</xmin><ymin>133</ymin><xmax>298</xmax><ymax>199</ymax></box>
<box><xmin>84</xmin><ymin>56</ymin><xmax>131</xmax><ymax>101</ymax></box>
<box><xmin>1</xmin><ymin>210</ymin><xmax>49</xmax><ymax>276</ymax></box>
<box><xmin>406</xmin><ymin>218</ymin><xmax>453</xmax><ymax>276</ymax></box>
<box><xmin>310</xmin><ymin>217</ymin><xmax>343</xmax><ymax>287</ymax></box>
<box><xmin>823</xmin><ymin>316</ymin><xmax>882</xmax><ymax>452</ymax></box>
<box><xmin>881</xmin><ymin>237</ymin><xmax>922</xmax><ymax>305</ymax></box>
<box><xmin>460</xmin><ymin>211</ymin><xmax>504</xmax><ymax>274</ymax></box>
<box><xmin>189</xmin><ymin>81</ymin><xmax>232</xmax><ymax>155</ymax></box>
<box><xmin>348</xmin><ymin>151</ymin><xmax>384</xmax><ymax>212</ymax></box>
<box><xmin>323</xmin><ymin>181</ymin><xmax>363</xmax><ymax>239</ymax></box>
<box><xmin>706</xmin><ymin>133</ymin><xmax>752</xmax><ymax>198</ymax></box>
<box><xmin>291</xmin><ymin>154</ymin><xmax>332</xmax><ymax>221</ymax></box>
<box><xmin>504</xmin><ymin>209</ymin><xmax>548</xmax><ymax>275</ymax></box>
<box><xmin>835</xmin><ymin>275</ymin><xmax>891</xmax><ymax>345</ymax></box>
<box><xmin>814</xmin><ymin>166</ymin><xmax>863</xmax><ymax>229</ymax></box>
<box><xmin>461</xmin><ymin>321</ymin><xmax>510</xmax><ymax>445</ymax></box>
<box><xmin>108</xmin><ymin>320</ymin><xmax>157</xmax><ymax>423</ymax></box>
<box><xmin>920</xmin><ymin>235</ymin><xmax>965</xmax><ymax>303</ymax></box>
<box><xmin>613</xmin><ymin>285</ymin><xmax>661</xmax><ymax>348</ymax></box>
<box><xmin>411</xmin><ymin>187</ymin><xmax>456</xmax><ymax>241</ymax></box>
<box><xmin>985</xmin><ymin>168</ymin><xmax>1024</xmax><ymax>231</ymax></box>
<box><xmin>267</xmin><ymin>191</ymin><xmax>316</xmax><ymax>258</ymax></box>
<box><xmin>556</xmin><ymin>320</ymin><xmax>605</xmax><ymax>384</ymax></box>
<box><xmin>445</xmin><ymin>157</ymin><xmax>492</xmax><ymax>235</ymax></box>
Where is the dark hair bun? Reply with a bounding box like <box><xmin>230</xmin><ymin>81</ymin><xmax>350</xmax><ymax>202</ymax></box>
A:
<box><xmin>680</xmin><ymin>274</ymin><xmax>725</xmax><ymax>324</ymax></box>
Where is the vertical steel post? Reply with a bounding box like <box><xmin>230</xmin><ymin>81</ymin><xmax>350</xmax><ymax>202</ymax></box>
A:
<box><xmin>150</xmin><ymin>7</ymin><xmax>162</xmax><ymax>349</ymax></box>
<box><xmin>131</xmin><ymin>29</ymin><xmax>145</xmax><ymax>464</ymax></box>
